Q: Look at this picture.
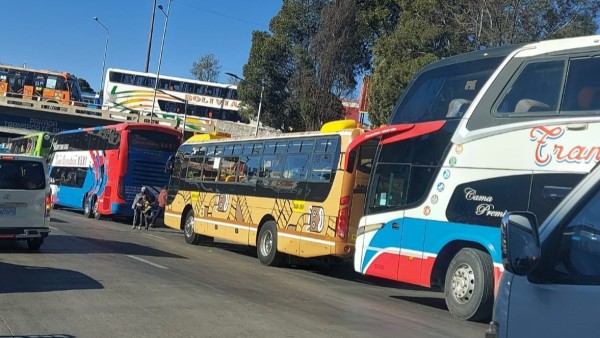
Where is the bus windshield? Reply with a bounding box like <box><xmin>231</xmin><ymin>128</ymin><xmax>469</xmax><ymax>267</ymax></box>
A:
<box><xmin>390</xmin><ymin>56</ymin><xmax>505</xmax><ymax>124</ymax></box>
<box><xmin>129</xmin><ymin>130</ymin><xmax>180</xmax><ymax>152</ymax></box>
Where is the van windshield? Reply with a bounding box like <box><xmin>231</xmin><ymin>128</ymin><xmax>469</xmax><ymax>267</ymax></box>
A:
<box><xmin>0</xmin><ymin>160</ymin><xmax>46</xmax><ymax>190</ymax></box>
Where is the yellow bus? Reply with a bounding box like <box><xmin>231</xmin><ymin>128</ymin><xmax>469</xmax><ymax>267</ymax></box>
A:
<box><xmin>163</xmin><ymin>120</ymin><xmax>375</xmax><ymax>265</ymax></box>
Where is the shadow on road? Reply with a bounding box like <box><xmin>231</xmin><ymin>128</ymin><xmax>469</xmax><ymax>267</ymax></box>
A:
<box><xmin>0</xmin><ymin>236</ymin><xmax>186</xmax><ymax>259</ymax></box>
<box><xmin>46</xmin><ymin>236</ymin><xmax>188</xmax><ymax>259</ymax></box>
<box><xmin>390</xmin><ymin>295</ymin><xmax>448</xmax><ymax>311</ymax></box>
<box><xmin>0</xmin><ymin>261</ymin><xmax>103</xmax><ymax>294</ymax></box>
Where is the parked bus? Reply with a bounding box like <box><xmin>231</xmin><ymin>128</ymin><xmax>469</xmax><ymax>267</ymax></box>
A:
<box><xmin>349</xmin><ymin>35</ymin><xmax>600</xmax><ymax>321</ymax></box>
<box><xmin>104</xmin><ymin>68</ymin><xmax>241</xmax><ymax>122</ymax></box>
<box><xmin>0</xmin><ymin>64</ymin><xmax>83</xmax><ymax>104</ymax></box>
<box><xmin>49</xmin><ymin>123</ymin><xmax>182</xmax><ymax>219</ymax></box>
<box><xmin>164</xmin><ymin>120</ymin><xmax>372</xmax><ymax>265</ymax></box>
<box><xmin>8</xmin><ymin>132</ymin><xmax>54</xmax><ymax>158</ymax></box>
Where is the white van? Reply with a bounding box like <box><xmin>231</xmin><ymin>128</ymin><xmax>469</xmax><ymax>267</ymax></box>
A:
<box><xmin>487</xmin><ymin>163</ymin><xmax>600</xmax><ymax>338</ymax></box>
<box><xmin>0</xmin><ymin>154</ymin><xmax>51</xmax><ymax>249</ymax></box>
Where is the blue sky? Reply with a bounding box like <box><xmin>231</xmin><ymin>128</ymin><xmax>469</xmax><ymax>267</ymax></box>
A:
<box><xmin>1</xmin><ymin>0</ymin><xmax>282</xmax><ymax>92</ymax></box>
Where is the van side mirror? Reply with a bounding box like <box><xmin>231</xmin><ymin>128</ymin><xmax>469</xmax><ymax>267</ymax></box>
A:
<box><xmin>165</xmin><ymin>155</ymin><xmax>174</xmax><ymax>174</ymax></box>
<box><xmin>501</xmin><ymin>212</ymin><xmax>541</xmax><ymax>276</ymax></box>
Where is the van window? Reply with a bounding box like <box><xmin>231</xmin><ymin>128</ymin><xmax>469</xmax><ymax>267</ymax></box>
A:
<box><xmin>552</xmin><ymin>185</ymin><xmax>600</xmax><ymax>282</ymax></box>
<box><xmin>0</xmin><ymin>160</ymin><xmax>46</xmax><ymax>190</ymax></box>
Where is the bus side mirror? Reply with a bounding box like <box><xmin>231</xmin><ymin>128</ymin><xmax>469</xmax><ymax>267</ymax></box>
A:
<box><xmin>165</xmin><ymin>155</ymin><xmax>174</xmax><ymax>174</ymax></box>
<box><xmin>501</xmin><ymin>211</ymin><xmax>541</xmax><ymax>276</ymax></box>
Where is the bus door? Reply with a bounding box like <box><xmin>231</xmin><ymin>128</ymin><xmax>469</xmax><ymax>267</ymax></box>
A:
<box><xmin>348</xmin><ymin>139</ymin><xmax>377</xmax><ymax>243</ymax></box>
<box><xmin>356</xmin><ymin>160</ymin><xmax>410</xmax><ymax>281</ymax></box>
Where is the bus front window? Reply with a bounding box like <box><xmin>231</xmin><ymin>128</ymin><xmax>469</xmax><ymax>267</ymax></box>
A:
<box><xmin>390</xmin><ymin>56</ymin><xmax>504</xmax><ymax>125</ymax></box>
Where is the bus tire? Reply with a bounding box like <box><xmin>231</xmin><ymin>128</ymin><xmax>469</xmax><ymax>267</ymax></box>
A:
<box><xmin>257</xmin><ymin>221</ymin><xmax>285</xmax><ymax>267</ymax></box>
<box><xmin>92</xmin><ymin>198</ymin><xmax>102</xmax><ymax>220</ymax></box>
<box><xmin>183</xmin><ymin>209</ymin><xmax>200</xmax><ymax>245</ymax></box>
<box><xmin>444</xmin><ymin>248</ymin><xmax>494</xmax><ymax>321</ymax></box>
<box><xmin>83</xmin><ymin>197</ymin><xmax>93</xmax><ymax>218</ymax></box>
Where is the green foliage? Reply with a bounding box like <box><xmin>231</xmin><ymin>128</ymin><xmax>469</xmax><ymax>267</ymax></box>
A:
<box><xmin>190</xmin><ymin>53</ymin><xmax>221</xmax><ymax>82</ymax></box>
<box><xmin>242</xmin><ymin>0</ymin><xmax>370</xmax><ymax>132</ymax></box>
<box><xmin>77</xmin><ymin>78</ymin><xmax>94</xmax><ymax>93</ymax></box>
<box><xmin>366</xmin><ymin>0</ymin><xmax>600</xmax><ymax>126</ymax></box>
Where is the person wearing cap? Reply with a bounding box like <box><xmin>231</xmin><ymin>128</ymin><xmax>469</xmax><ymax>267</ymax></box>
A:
<box><xmin>132</xmin><ymin>187</ymin><xmax>147</xmax><ymax>229</ymax></box>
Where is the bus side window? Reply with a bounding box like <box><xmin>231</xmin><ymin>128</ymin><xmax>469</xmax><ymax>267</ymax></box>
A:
<box><xmin>496</xmin><ymin>60</ymin><xmax>564</xmax><ymax>114</ymax></box>
<box><xmin>310</xmin><ymin>154</ymin><xmax>335</xmax><ymax>181</ymax></box>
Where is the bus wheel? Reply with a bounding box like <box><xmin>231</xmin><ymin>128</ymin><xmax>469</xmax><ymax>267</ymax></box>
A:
<box><xmin>444</xmin><ymin>248</ymin><xmax>494</xmax><ymax>321</ymax></box>
<box><xmin>257</xmin><ymin>221</ymin><xmax>285</xmax><ymax>267</ymax></box>
<box><xmin>83</xmin><ymin>197</ymin><xmax>93</xmax><ymax>218</ymax></box>
<box><xmin>183</xmin><ymin>209</ymin><xmax>200</xmax><ymax>245</ymax></box>
<box><xmin>93</xmin><ymin>198</ymin><xmax>102</xmax><ymax>220</ymax></box>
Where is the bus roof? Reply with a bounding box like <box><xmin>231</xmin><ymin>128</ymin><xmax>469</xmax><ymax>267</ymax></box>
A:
<box><xmin>418</xmin><ymin>35</ymin><xmax>600</xmax><ymax>74</ymax></box>
<box><xmin>9</xmin><ymin>132</ymin><xmax>54</xmax><ymax>140</ymax></box>
<box><xmin>182</xmin><ymin>120</ymin><xmax>360</xmax><ymax>146</ymax></box>
<box><xmin>54</xmin><ymin>122</ymin><xmax>182</xmax><ymax>137</ymax></box>
<box><xmin>107</xmin><ymin>67</ymin><xmax>238</xmax><ymax>90</ymax></box>
<box><xmin>0</xmin><ymin>63</ymin><xmax>76</xmax><ymax>79</ymax></box>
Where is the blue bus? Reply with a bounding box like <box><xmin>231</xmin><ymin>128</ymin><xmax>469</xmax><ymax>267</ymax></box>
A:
<box><xmin>48</xmin><ymin>123</ymin><xmax>182</xmax><ymax>219</ymax></box>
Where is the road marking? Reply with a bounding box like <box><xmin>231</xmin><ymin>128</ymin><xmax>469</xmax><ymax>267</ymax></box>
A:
<box><xmin>127</xmin><ymin>255</ymin><xmax>169</xmax><ymax>270</ymax></box>
<box><xmin>143</xmin><ymin>233</ymin><xmax>167</xmax><ymax>240</ymax></box>
<box><xmin>49</xmin><ymin>226</ymin><xmax>59</xmax><ymax>231</ymax></box>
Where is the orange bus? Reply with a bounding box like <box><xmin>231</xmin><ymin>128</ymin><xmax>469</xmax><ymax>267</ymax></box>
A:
<box><xmin>0</xmin><ymin>64</ymin><xmax>83</xmax><ymax>105</ymax></box>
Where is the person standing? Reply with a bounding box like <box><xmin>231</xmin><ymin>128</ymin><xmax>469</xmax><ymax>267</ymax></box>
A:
<box><xmin>132</xmin><ymin>187</ymin><xmax>147</xmax><ymax>229</ymax></box>
<box><xmin>151</xmin><ymin>185</ymin><xmax>167</xmax><ymax>228</ymax></box>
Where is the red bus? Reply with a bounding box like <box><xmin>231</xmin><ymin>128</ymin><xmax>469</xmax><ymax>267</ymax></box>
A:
<box><xmin>48</xmin><ymin>123</ymin><xmax>182</xmax><ymax>219</ymax></box>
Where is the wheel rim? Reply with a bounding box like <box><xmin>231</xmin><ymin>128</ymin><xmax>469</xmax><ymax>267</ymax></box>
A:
<box><xmin>84</xmin><ymin>199</ymin><xmax>90</xmax><ymax>214</ymax></box>
<box><xmin>93</xmin><ymin>200</ymin><xmax>98</xmax><ymax>216</ymax></box>
<box><xmin>451</xmin><ymin>263</ymin><xmax>475</xmax><ymax>304</ymax></box>
<box><xmin>184</xmin><ymin>214</ymin><xmax>194</xmax><ymax>237</ymax></box>
<box><xmin>259</xmin><ymin>229</ymin><xmax>273</xmax><ymax>257</ymax></box>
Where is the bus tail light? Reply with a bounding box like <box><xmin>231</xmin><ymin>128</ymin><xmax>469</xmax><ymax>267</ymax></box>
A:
<box><xmin>336</xmin><ymin>207</ymin><xmax>349</xmax><ymax>240</ymax></box>
<box><xmin>45</xmin><ymin>193</ymin><xmax>52</xmax><ymax>218</ymax></box>
<box><xmin>340</xmin><ymin>195</ymin><xmax>351</xmax><ymax>206</ymax></box>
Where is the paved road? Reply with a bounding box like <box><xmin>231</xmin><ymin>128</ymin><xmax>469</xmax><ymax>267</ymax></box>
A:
<box><xmin>0</xmin><ymin>210</ymin><xmax>487</xmax><ymax>338</ymax></box>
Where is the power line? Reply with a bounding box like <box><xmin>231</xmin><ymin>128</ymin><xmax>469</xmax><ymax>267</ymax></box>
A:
<box><xmin>174</xmin><ymin>0</ymin><xmax>270</xmax><ymax>29</ymax></box>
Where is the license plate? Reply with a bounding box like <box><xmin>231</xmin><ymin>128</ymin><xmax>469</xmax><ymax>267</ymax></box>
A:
<box><xmin>0</xmin><ymin>207</ymin><xmax>16</xmax><ymax>216</ymax></box>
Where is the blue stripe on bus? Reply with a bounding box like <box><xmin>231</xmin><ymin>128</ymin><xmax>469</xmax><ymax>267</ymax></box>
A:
<box><xmin>361</xmin><ymin>217</ymin><xmax>502</xmax><ymax>271</ymax></box>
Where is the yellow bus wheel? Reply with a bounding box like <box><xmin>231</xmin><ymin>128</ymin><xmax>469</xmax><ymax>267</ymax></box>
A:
<box><xmin>183</xmin><ymin>209</ymin><xmax>200</xmax><ymax>245</ymax></box>
<box><xmin>257</xmin><ymin>221</ymin><xmax>285</xmax><ymax>266</ymax></box>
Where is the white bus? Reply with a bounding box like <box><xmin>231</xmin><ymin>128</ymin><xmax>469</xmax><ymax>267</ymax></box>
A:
<box><xmin>350</xmin><ymin>34</ymin><xmax>600</xmax><ymax>321</ymax></box>
<box><xmin>103</xmin><ymin>68</ymin><xmax>241</xmax><ymax>122</ymax></box>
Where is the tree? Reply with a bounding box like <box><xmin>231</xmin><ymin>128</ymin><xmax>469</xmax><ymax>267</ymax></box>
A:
<box><xmin>190</xmin><ymin>53</ymin><xmax>221</xmax><ymax>82</ymax></box>
<box><xmin>366</xmin><ymin>0</ymin><xmax>600</xmax><ymax>127</ymax></box>
<box><xmin>77</xmin><ymin>78</ymin><xmax>94</xmax><ymax>93</ymax></box>
<box><xmin>242</xmin><ymin>0</ymin><xmax>372</xmax><ymax>132</ymax></box>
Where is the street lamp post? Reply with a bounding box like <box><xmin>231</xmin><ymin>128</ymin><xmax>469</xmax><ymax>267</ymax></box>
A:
<box><xmin>150</xmin><ymin>0</ymin><xmax>172</xmax><ymax>123</ymax></box>
<box><xmin>225</xmin><ymin>72</ymin><xmax>264</xmax><ymax>137</ymax></box>
<box><xmin>156</xmin><ymin>89</ymin><xmax>188</xmax><ymax>138</ymax></box>
<box><xmin>93</xmin><ymin>17</ymin><xmax>109</xmax><ymax>94</ymax></box>
<box><xmin>145</xmin><ymin>0</ymin><xmax>157</xmax><ymax>73</ymax></box>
